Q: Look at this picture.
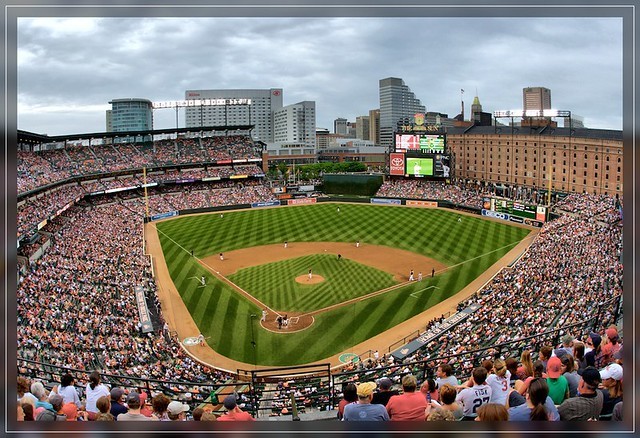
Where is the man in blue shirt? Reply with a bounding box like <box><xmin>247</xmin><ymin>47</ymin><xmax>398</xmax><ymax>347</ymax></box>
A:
<box><xmin>343</xmin><ymin>382</ymin><xmax>390</xmax><ymax>421</ymax></box>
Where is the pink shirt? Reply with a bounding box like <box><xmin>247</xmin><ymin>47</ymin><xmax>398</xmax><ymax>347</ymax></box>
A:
<box><xmin>386</xmin><ymin>391</ymin><xmax>428</xmax><ymax>421</ymax></box>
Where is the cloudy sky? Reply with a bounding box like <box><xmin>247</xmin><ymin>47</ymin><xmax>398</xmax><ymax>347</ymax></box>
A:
<box><xmin>16</xmin><ymin>13</ymin><xmax>623</xmax><ymax>136</ymax></box>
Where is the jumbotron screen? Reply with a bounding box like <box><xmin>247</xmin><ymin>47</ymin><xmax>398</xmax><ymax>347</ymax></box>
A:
<box><xmin>395</xmin><ymin>134</ymin><xmax>445</xmax><ymax>153</ymax></box>
<box><xmin>406</xmin><ymin>157</ymin><xmax>434</xmax><ymax>177</ymax></box>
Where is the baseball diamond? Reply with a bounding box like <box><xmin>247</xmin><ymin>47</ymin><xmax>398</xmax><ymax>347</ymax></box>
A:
<box><xmin>150</xmin><ymin>203</ymin><xmax>533</xmax><ymax>367</ymax></box>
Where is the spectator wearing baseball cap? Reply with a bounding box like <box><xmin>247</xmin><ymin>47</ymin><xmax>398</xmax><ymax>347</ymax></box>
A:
<box><xmin>545</xmin><ymin>356</ymin><xmax>569</xmax><ymax>405</ymax></box>
<box><xmin>167</xmin><ymin>400</ymin><xmax>190</xmax><ymax>421</ymax></box>
<box><xmin>558</xmin><ymin>366</ymin><xmax>603</xmax><ymax>420</ymax></box>
<box><xmin>217</xmin><ymin>395</ymin><xmax>254</xmax><ymax>422</ymax></box>
<box><xmin>117</xmin><ymin>392</ymin><xmax>157</xmax><ymax>421</ymax></box>
<box><xmin>371</xmin><ymin>377</ymin><xmax>399</xmax><ymax>406</ymax></box>
<box><xmin>343</xmin><ymin>382</ymin><xmax>389</xmax><ymax>421</ymax></box>
<box><xmin>598</xmin><ymin>363</ymin><xmax>623</xmax><ymax>420</ymax></box>
<box><xmin>605</xmin><ymin>326</ymin><xmax>622</xmax><ymax>360</ymax></box>
<box><xmin>109</xmin><ymin>387</ymin><xmax>128</xmax><ymax>420</ymax></box>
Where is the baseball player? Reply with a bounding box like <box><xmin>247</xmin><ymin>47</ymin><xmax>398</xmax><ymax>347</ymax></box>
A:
<box><xmin>409</xmin><ymin>270</ymin><xmax>414</xmax><ymax>281</ymax></box>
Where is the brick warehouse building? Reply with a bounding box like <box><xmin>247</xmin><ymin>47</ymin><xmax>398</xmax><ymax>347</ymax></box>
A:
<box><xmin>445</xmin><ymin>125</ymin><xmax>623</xmax><ymax>197</ymax></box>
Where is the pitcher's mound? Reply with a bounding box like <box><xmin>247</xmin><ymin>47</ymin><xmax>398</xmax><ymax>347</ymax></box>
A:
<box><xmin>295</xmin><ymin>274</ymin><xmax>325</xmax><ymax>284</ymax></box>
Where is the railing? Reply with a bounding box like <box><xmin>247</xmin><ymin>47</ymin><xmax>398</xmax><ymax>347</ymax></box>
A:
<box><xmin>16</xmin><ymin>293</ymin><xmax>621</xmax><ymax>420</ymax></box>
<box><xmin>237</xmin><ymin>363</ymin><xmax>331</xmax><ymax>418</ymax></box>
<box><xmin>17</xmin><ymin>358</ymin><xmax>248</xmax><ymax>414</ymax></box>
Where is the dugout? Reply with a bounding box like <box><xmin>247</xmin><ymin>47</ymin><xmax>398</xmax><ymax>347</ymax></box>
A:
<box><xmin>322</xmin><ymin>173</ymin><xmax>383</xmax><ymax>196</ymax></box>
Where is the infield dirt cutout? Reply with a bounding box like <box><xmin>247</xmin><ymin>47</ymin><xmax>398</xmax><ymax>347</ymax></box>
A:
<box><xmin>198</xmin><ymin>242</ymin><xmax>448</xmax><ymax>333</ymax></box>
<box><xmin>146</xmin><ymin>212</ymin><xmax>538</xmax><ymax>370</ymax></box>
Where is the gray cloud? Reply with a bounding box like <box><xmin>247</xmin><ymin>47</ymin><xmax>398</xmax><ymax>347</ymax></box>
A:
<box><xmin>17</xmin><ymin>15</ymin><xmax>623</xmax><ymax>135</ymax></box>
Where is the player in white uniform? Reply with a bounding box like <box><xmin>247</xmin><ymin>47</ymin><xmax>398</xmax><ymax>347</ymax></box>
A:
<box><xmin>456</xmin><ymin>367</ymin><xmax>493</xmax><ymax>420</ymax></box>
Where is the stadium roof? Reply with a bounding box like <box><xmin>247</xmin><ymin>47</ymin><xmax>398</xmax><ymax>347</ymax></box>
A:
<box><xmin>444</xmin><ymin>125</ymin><xmax>623</xmax><ymax>140</ymax></box>
<box><xmin>17</xmin><ymin>124</ymin><xmax>255</xmax><ymax>146</ymax></box>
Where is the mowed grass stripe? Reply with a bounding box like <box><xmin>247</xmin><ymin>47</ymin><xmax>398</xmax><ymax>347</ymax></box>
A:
<box><xmin>156</xmin><ymin>204</ymin><xmax>531</xmax><ymax>365</ymax></box>
<box><xmin>229</xmin><ymin>254</ymin><xmax>397</xmax><ymax>312</ymax></box>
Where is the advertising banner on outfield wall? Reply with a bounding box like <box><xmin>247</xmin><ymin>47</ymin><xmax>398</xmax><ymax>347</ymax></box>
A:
<box><xmin>371</xmin><ymin>198</ymin><xmax>402</xmax><ymax>205</ymax></box>
<box><xmin>481</xmin><ymin>208</ymin><xmax>510</xmax><ymax>221</ymax></box>
<box><xmin>150</xmin><ymin>211</ymin><xmax>178</xmax><ymax>221</ymax></box>
<box><xmin>287</xmin><ymin>198</ymin><xmax>317</xmax><ymax>205</ymax></box>
<box><xmin>406</xmin><ymin>200</ymin><xmax>438</xmax><ymax>208</ymax></box>
<box><xmin>391</xmin><ymin>303</ymin><xmax>481</xmax><ymax>361</ymax></box>
<box><xmin>390</xmin><ymin>153</ymin><xmax>405</xmax><ymax>176</ymax></box>
<box><xmin>251</xmin><ymin>201</ymin><xmax>280</xmax><ymax>208</ymax></box>
<box><xmin>134</xmin><ymin>286</ymin><xmax>154</xmax><ymax>333</ymax></box>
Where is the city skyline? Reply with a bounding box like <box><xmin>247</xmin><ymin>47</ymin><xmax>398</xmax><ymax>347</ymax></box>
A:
<box><xmin>16</xmin><ymin>14</ymin><xmax>623</xmax><ymax>137</ymax></box>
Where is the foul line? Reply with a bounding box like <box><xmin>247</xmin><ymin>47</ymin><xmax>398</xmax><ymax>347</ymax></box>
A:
<box><xmin>410</xmin><ymin>285</ymin><xmax>440</xmax><ymax>298</ymax></box>
<box><xmin>300</xmin><ymin>233</ymin><xmax>537</xmax><ymax>319</ymax></box>
<box><xmin>155</xmin><ymin>223</ymin><xmax>538</xmax><ymax>324</ymax></box>
<box><xmin>153</xmin><ymin>224</ymin><xmax>273</xmax><ymax>313</ymax></box>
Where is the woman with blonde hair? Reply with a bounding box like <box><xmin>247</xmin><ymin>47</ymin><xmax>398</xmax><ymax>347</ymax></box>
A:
<box><xmin>487</xmin><ymin>358</ymin><xmax>511</xmax><ymax>405</ymax></box>
<box><xmin>516</xmin><ymin>350</ymin><xmax>534</xmax><ymax>380</ymax></box>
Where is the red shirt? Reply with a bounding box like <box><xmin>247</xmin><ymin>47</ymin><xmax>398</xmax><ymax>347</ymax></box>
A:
<box><xmin>217</xmin><ymin>409</ymin><xmax>255</xmax><ymax>421</ymax></box>
<box><xmin>386</xmin><ymin>391</ymin><xmax>428</xmax><ymax>421</ymax></box>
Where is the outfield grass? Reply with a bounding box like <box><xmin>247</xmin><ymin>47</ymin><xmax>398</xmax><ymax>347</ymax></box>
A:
<box><xmin>156</xmin><ymin>203</ymin><xmax>531</xmax><ymax>366</ymax></box>
<box><xmin>228</xmin><ymin>254</ymin><xmax>398</xmax><ymax>312</ymax></box>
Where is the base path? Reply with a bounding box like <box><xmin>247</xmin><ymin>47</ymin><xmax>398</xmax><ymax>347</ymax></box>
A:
<box><xmin>145</xmin><ymin>216</ymin><xmax>538</xmax><ymax>372</ymax></box>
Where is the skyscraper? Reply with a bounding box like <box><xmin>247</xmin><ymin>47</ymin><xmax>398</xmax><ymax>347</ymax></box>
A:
<box><xmin>355</xmin><ymin>115</ymin><xmax>370</xmax><ymax>140</ymax></box>
<box><xmin>334</xmin><ymin>118</ymin><xmax>348</xmax><ymax>135</ymax></box>
<box><xmin>522</xmin><ymin>87</ymin><xmax>551</xmax><ymax>114</ymax></box>
<box><xmin>369</xmin><ymin>109</ymin><xmax>380</xmax><ymax>145</ymax></box>
<box><xmin>379</xmin><ymin>77</ymin><xmax>426</xmax><ymax>148</ymax></box>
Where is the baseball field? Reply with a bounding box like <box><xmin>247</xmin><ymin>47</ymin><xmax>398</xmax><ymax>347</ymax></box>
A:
<box><xmin>153</xmin><ymin>203</ymin><xmax>532</xmax><ymax>367</ymax></box>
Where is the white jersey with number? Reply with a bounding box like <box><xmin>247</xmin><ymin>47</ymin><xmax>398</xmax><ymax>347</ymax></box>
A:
<box><xmin>456</xmin><ymin>384</ymin><xmax>492</xmax><ymax>417</ymax></box>
<box><xmin>487</xmin><ymin>371</ymin><xmax>511</xmax><ymax>405</ymax></box>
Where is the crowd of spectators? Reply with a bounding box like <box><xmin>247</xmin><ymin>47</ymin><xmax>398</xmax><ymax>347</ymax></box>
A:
<box><xmin>17</xmin><ymin>165</ymin><xmax>267</xmax><ymax>242</ymax></box>
<box><xmin>16</xmin><ymin>200</ymin><xmax>241</xmax><ymax>388</ymax></box>
<box><xmin>17</xmin><ymin>134</ymin><xmax>261</xmax><ymax>194</ymax></box>
<box><xmin>375</xmin><ymin>179</ymin><xmax>493</xmax><ymax>209</ymax></box>
<box><xmin>332</xmin><ymin>192</ymin><xmax>622</xmax><ymax>397</ymax></box>
<box><xmin>15</xmin><ymin>159</ymin><xmax>624</xmax><ymax>424</ymax></box>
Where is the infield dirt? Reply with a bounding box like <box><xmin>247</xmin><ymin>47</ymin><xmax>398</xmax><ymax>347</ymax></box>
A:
<box><xmin>145</xmin><ymin>215</ymin><xmax>537</xmax><ymax>372</ymax></box>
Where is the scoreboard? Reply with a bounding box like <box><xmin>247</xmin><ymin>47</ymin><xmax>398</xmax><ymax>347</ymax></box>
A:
<box><xmin>483</xmin><ymin>197</ymin><xmax>548</xmax><ymax>223</ymax></box>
